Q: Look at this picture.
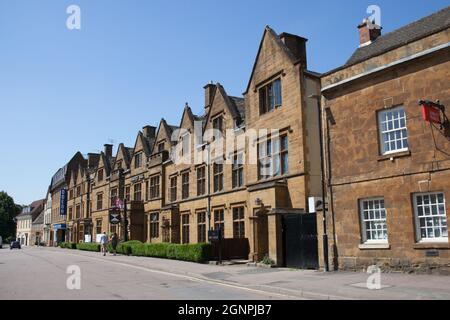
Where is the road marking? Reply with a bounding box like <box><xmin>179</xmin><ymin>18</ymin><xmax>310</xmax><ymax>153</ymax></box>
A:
<box><xmin>49</xmin><ymin>249</ymin><xmax>303</xmax><ymax>300</ymax></box>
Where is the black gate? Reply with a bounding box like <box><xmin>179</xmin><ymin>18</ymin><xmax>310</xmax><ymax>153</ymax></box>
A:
<box><xmin>282</xmin><ymin>213</ymin><xmax>319</xmax><ymax>269</ymax></box>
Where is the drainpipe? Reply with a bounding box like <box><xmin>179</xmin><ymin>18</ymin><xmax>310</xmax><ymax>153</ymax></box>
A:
<box><xmin>308</xmin><ymin>94</ymin><xmax>329</xmax><ymax>272</ymax></box>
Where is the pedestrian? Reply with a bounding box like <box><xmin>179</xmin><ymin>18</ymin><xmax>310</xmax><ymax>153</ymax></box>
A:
<box><xmin>100</xmin><ymin>232</ymin><xmax>108</xmax><ymax>256</ymax></box>
<box><xmin>111</xmin><ymin>233</ymin><xmax>118</xmax><ymax>256</ymax></box>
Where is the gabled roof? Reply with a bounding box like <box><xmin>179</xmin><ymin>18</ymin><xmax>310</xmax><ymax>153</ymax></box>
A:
<box><xmin>152</xmin><ymin>118</ymin><xmax>179</xmax><ymax>153</ymax></box>
<box><xmin>113</xmin><ymin>143</ymin><xmax>133</xmax><ymax>170</ymax></box>
<box><xmin>136</xmin><ymin>131</ymin><xmax>154</xmax><ymax>157</ymax></box>
<box><xmin>175</xmin><ymin>104</ymin><xmax>205</xmax><ymax>139</ymax></box>
<box><xmin>244</xmin><ymin>26</ymin><xmax>307</xmax><ymax>94</ymax></box>
<box><xmin>335</xmin><ymin>6</ymin><xmax>450</xmax><ymax>73</ymax></box>
<box><xmin>203</xmin><ymin>84</ymin><xmax>245</xmax><ymax>129</ymax></box>
<box><xmin>97</xmin><ymin>152</ymin><xmax>115</xmax><ymax>176</ymax></box>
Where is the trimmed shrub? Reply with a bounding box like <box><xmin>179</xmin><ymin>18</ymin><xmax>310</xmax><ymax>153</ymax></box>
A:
<box><xmin>76</xmin><ymin>243</ymin><xmax>101</xmax><ymax>252</ymax></box>
<box><xmin>115</xmin><ymin>240</ymin><xmax>142</xmax><ymax>255</ymax></box>
<box><xmin>59</xmin><ymin>242</ymin><xmax>77</xmax><ymax>249</ymax></box>
<box><xmin>174</xmin><ymin>243</ymin><xmax>212</xmax><ymax>263</ymax></box>
<box><xmin>127</xmin><ymin>243</ymin><xmax>212</xmax><ymax>263</ymax></box>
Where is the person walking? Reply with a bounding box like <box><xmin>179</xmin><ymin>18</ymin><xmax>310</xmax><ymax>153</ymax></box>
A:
<box><xmin>100</xmin><ymin>232</ymin><xmax>108</xmax><ymax>256</ymax></box>
<box><xmin>110</xmin><ymin>233</ymin><xmax>118</xmax><ymax>256</ymax></box>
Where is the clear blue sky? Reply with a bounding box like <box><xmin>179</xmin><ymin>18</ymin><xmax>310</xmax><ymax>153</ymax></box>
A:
<box><xmin>0</xmin><ymin>0</ymin><xmax>448</xmax><ymax>205</ymax></box>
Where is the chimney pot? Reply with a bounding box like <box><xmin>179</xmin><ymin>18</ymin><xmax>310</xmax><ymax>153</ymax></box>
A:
<box><xmin>358</xmin><ymin>18</ymin><xmax>382</xmax><ymax>47</ymax></box>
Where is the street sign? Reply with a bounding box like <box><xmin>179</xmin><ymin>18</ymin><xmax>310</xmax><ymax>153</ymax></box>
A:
<box><xmin>109</xmin><ymin>209</ymin><xmax>121</xmax><ymax>225</ymax></box>
<box><xmin>208</xmin><ymin>229</ymin><xmax>222</xmax><ymax>242</ymax></box>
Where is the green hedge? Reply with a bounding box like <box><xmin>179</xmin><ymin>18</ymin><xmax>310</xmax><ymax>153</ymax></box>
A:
<box><xmin>59</xmin><ymin>242</ymin><xmax>77</xmax><ymax>249</ymax></box>
<box><xmin>58</xmin><ymin>240</ymin><xmax>211</xmax><ymax>264</ymax></box>
<box><xmin>76</xmin><ymin>243</ymin><xmax>101</xmax><ymax>252</ymax></box>
<box><xmin>130</xmin><ymin>243</ymin><xmax>212</xmax><ymax>263</ymax></box>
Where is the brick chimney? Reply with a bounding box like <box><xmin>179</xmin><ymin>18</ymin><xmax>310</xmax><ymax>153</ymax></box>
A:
<box><xmin>358</xmin><ymin>18</ymin><xmax>382</xmax><ymax>47</ymax></box>
<box><xmin>279</xmin><ymin>32</ymin><xmax>308</xmax><ymax>67</ymax></box>
<box><xmin>104</xmin><ymin>144</ymin><xmax>113</xmax><ymax>158</ymax></box>
<box><xmin>142</xmin><ymin>125</ymin><xmax>156</xmax><ymax>139</ymax></box>
<box><xmin>204</xmin><ymin>82</ymin><xmax>216</xmax><ymax>115</ymax></box>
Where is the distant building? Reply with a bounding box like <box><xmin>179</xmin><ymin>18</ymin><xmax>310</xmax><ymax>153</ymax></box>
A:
<box><xmin>15</xmin><ymin>199</ymin><xmax>45</xmax><ymax>246</ymax></box>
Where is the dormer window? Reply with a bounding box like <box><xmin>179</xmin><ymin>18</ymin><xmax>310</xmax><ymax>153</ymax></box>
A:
<box><xmin>259</xmin><ymin>78</ymin><xmax>282</xmax><ymax>115</ymax></box>
<box><xmin>181</xmin><ymin>134</ymin><xmax>190</xmax><ymax>157</ymax></box>
<box><xmin>97</xmin><ymin>169</ymin><xmax>104</xmax><ymax>182</ymax></box>
<box><xmin>135</xmin><ymin>153</ymin><xmax>142</xmax><ymax>169</ymax></box>
<box><xmin>212</xmin><ymin>115</ymin><xmax>223</xmax><ymax>133</ymax></box>
<box><xmin>158</xmin><ymin>142</ymin><xmax>164</xmax><ymax>153</ymax></box>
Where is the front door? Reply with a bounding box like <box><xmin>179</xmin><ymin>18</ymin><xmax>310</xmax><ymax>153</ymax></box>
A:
<box><xmin>282</xmin><ymin>213</ymin><xmax>319</xmax><ymax>269</ymax></box>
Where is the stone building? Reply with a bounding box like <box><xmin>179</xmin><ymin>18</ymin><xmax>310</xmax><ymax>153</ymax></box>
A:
<box><xmin>66</xmin><ymin>153</ymin><xmax>100</xmax><ymax>243</ymax></box>
<box><xmin>31</xmin><ymin>211</ymin><xmax>45</xmax><ymax>246</ymax></box>
<box><xmin>50</xmin><ymin>26</ymin><xmax>323</xmax><ymax>268</ymax></box>
<box><xmin>91</xmin><ymin>146</ymin><xmax>115</xmax><ymax>241</ymax></box>
<box><xmin>321</xmin><ymin>7</ymin><xmax>450</xmax><ymax>272</ymax></box>
<box><xmin>49</xmin><ymin>152</ymin><xmax>85</xmax><ymax>245</ymax></box>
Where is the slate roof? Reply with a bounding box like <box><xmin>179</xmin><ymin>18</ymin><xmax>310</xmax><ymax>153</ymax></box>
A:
<box><xmin>16</xmin><ymin>199</ymin><xmax>45</xmax><ymax>221</ymax></box>
<box><xmin>230</xmin><ymin>96</ymin><xmax>245</xmax><ymax>120</ymax></box>
<box><xmin>345</xmin><ymin>6</ymin><xmax>450</xmax><ymax>67</ymax></box>
<box><xmin>32</xmin><ymin>211</ymin><xmax>45</xmax><ymax>225</ymax></box>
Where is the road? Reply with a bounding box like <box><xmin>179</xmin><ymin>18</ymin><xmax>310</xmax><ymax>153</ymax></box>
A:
<box><xmin>0</xmin><ymin>246</ymin><xmax>295</xmax><ymax>300</ymax></box>
<box><xmin>2</xmin><ymin>246</ymin><xmax>450</xmax><ymax>300</ymax></box>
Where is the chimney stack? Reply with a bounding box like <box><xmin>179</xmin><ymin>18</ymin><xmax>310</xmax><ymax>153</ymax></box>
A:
<box><xmin>204</xmin><ymin>81</ymin><xmax>216</xmax><ymax>115</ymax></box>
<box><xmin>279</xmin><ymin>33</ymin><xmax>308</xmax><ymax>67</ymax></box>
<box><xmin>142</xmin><ymin>125</ymin><xmax>156</xmax><ymax>139</ymax></box>
<box><xmin>358</xmin><ymin>18</ymin><xmax>382</xmax><ymax>47</ymax></box>
<box><xmin>87</xmin><ymin>153</ymin><xmax>99</xmax><ymax>169</ymax></box>
<box><xmin>104</xmin><ymin>144</ymin><xmax>113</xmax><ymax>158</ymax></box>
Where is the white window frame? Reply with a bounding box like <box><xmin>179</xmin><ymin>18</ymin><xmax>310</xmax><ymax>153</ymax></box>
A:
<box><xmin>413</xmin><ymin>192</ymin><xmax>448</xmax><ymax>243</ymax></box>
<box><xmin>359</xmin><ymin>198</ymin><xmax>389</xmax><ymax>244</ymax></box>
<box><xmin>378</xmin><ymin>106</ymin><xmax>408</xmax><ymax>155</ymax></box>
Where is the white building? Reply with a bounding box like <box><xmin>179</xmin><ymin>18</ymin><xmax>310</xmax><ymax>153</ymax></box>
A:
<box><xmin>15</xmin><ymin>199</ymin><xmax>45</xmax><ymax>246</ymax></box>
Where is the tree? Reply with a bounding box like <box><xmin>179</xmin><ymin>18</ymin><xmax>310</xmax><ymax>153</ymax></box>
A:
<box><xmin>0</xmin><ymin>191</ymin><xmax>21</xmax><ymax>241</ymax></box>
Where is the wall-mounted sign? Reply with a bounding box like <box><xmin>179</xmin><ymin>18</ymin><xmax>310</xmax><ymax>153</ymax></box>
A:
<box><xmin>109</xmin><ymin>209</ymin><xmax>121</xmax><ymax>225</ymax></box>
<box><xmin>420</xmin><ymin>100</ymin><xmax>443</xmax><ymax>124</ymax></box>
<box><xmin>60</xmin><ymin>189</ymin><xmax>68</xmax><ymax>216</ymax></box>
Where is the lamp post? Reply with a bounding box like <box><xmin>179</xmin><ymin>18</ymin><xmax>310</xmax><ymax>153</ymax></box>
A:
<box><xmin>308</xmin><ymin>94</ymin><xmax>329</xmax><ymax>272</ymax></box>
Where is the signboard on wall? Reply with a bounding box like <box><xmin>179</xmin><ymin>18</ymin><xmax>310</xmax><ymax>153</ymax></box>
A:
<box><xmin>421</xmin><ymin>104</ymin><xmax>441</xmax><ymax>124</ymax></box>
<box><xmin>420</xmin><ymin>100</ymin><xmax>443</xmax><ymax>124</ymax></box>
<box><xmin>59</xmin><ymin>189</ymin><xmax>68</xmax><ymax>216</ymax></box>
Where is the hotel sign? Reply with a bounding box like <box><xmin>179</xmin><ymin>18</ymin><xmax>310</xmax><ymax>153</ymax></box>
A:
<box><xmin>60</xmin><ymin>189</ymin><xmax>68</xmax><ymax>216</ymax></box>
<box><xmin>420</xmin><ymin>100</ymin><xmax>443</xmax><ymax>124</ymax></box>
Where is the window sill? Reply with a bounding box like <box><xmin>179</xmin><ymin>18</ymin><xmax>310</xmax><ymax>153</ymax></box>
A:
<box><xmin>359</xmin><ymin>243</ymin><xmax>391</xmax><ymax>250</ymax></box>
<box><xmin>378</xmin><ymin>150</ymin><xmax>411</xmax><ymax>162</ymax></box>
<box><xmin>413</xmin><ymin>242</ymin><xmax>449</xmax><ymax>250</ymax></box>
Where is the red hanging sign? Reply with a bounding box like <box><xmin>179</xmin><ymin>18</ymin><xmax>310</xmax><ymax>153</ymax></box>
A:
<box><xmin>421</xmin><ymin>103</ymin><xmax>441</xmax><ymax>124</ymax></box>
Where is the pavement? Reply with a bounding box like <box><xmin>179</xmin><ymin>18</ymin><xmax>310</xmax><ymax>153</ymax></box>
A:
<box><xmin>1</xmin><ymin>246</ymin><xmax>449</xmax><ymax>300</ymax></box>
